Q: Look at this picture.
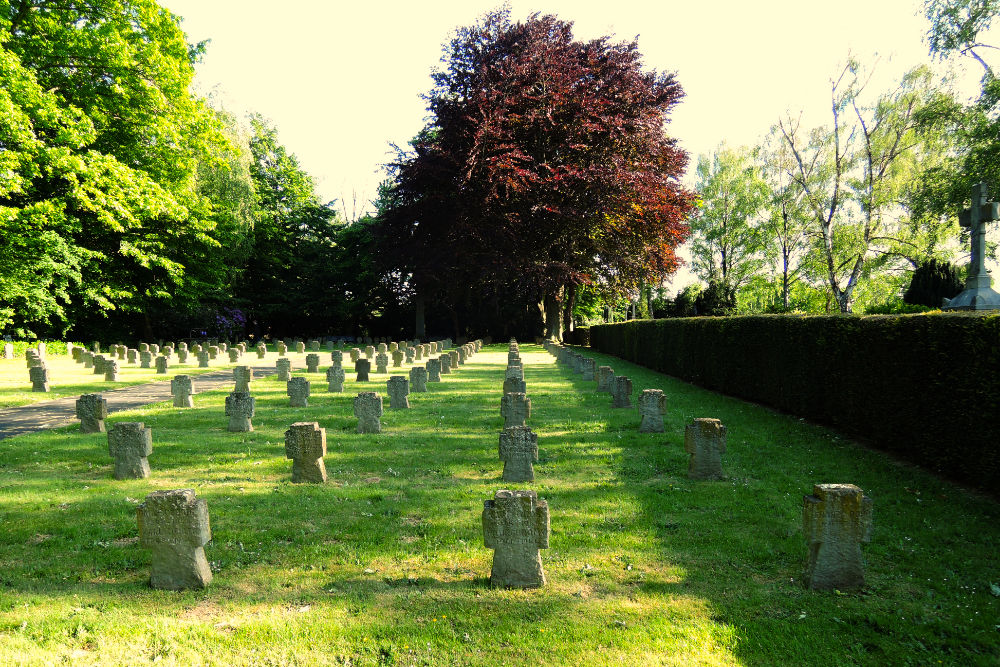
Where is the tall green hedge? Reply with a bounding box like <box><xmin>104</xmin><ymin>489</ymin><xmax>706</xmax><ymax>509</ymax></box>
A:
<box><xmin>588</xmin><ymin>313</ymin><xmax>1000</xmax><ymax>492</ymax></box>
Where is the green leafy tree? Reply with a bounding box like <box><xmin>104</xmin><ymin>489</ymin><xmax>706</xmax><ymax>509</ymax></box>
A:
<box><xmin>778</xmin><ymin>62</ymin><xmax>943</xmax><ymax>312</ymax></box>
<box><xmin>690</xmin><ymin>144</ymin><xmax>771</xmax><ymax>305</ymax></box>
<box><xmin>241</xmin><ymin>115</ymin><xmax>347</xmax><ymax>336</ymax></box>
<box><xmin>1</xmin><ymin>0</ymin><xmax>228</xmax><ymax>339</ymax></box>
<box><xmin>925</xmin><ymin>0</ymin><xmax>999</xmax><ymax>77</ymax></box>
<box><xmin>760</xmin><ymin>129</ymin><xmax>812</xmax><ymax>311</ymax></box>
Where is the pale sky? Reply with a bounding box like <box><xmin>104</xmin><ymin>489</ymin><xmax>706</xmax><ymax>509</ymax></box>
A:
<box><xmin>160</xmin><ymin>0</ymin><xmax>981</xmax><ymax>286</ymax></box>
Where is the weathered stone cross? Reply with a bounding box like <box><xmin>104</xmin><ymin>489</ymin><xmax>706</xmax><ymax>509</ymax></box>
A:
<box><xmin>945</xmin><ymin>182</ymin><xmax>1000</xmax><ymax>310</ymax></box>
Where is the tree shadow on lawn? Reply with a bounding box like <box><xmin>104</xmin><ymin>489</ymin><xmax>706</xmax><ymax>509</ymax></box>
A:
<box><xmin>559</xmin><ymin>346</ymin><xmax>1000</xmax><ymax>666</ymax></box>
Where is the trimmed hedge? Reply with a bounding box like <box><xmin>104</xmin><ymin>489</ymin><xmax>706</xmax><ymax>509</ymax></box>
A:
<box><xmin>589</xmin><ymin>313</ymin><xmax>1000</xmax><ymax>492</ymax></box>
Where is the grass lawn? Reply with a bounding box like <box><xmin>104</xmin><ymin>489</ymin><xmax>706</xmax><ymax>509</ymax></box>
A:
<box><xmin>0</xmin><ymin>348</ymin><xmax>297</xmax><ymax>408</ymax></box>
<box><xmin>0</xmin><ymin>344</ymin><xmax>996</xmax><ymax>666</ymax></box>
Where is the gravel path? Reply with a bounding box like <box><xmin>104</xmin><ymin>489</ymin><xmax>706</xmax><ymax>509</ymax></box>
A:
<box><xmin>0</xmin><ymin>365</ymin><xmax>276</xmax><ymax>440</ymax></box>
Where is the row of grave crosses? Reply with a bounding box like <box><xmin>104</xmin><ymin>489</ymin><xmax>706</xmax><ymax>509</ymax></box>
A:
<box><xmin>73</xmin><ymin>339</ymin><xmax>871</xmax><ymax>592</ymax></box>
<box><xmin>81</xmin><ymin>339</ymin><xmax>483</xmax><ymax>590</ymax></box>
<box><xmin>543</xmin><ymin>340</ymin><xmax>872</xmax><ymax>591</ymax></box>
<box><xmin>489</xmin><ymin>339</ymin><xmax>548</xmax><ymax>588</ymax></box>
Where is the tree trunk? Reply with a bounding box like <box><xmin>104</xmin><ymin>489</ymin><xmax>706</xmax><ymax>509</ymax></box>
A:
<box><xmin>543</xmin><ymin>292</ymin><xmax>562</xmax><ymax>340</ymax></box>
<box><xmin>562</xmin><ymin>283</ymin><xmax>575</xmax><ymax>333</ymax></box>
<box><xmin>782</xmin><ymin>248</ymin><xmax>790</xmax><ymax>311</ymax></box>
<box><xmin>143</xmin><ymin>312</ymin><xmax>154</xmax><ymax>341</ymax></box>
<box><xmin>414</xmin><ymin>294</ymin><xmax>426</xmax><ymax>341</ymax></box>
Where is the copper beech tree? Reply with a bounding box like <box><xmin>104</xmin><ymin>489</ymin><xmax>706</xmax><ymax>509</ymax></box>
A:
<box><xmin>380</xmin><ymin>10</ymin><xmax>695</xmax><ymax>339</ymax></box>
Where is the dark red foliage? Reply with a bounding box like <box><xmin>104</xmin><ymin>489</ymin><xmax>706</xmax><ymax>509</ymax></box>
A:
<box><xmin>380</xmin><ymin>9</ymin><xmax>695</xmax><ymax>310</ymax></box>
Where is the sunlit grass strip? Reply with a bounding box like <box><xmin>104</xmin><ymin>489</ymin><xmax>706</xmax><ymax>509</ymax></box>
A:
<box><xmin>1</xmin><ymin>348</ymin><xmax>295</xmax><ymax>408</ymax></box>
<box><xmin>0</xmin><ymin>345</ymin><xmax>996</xmax><ymax>665</ymax></box>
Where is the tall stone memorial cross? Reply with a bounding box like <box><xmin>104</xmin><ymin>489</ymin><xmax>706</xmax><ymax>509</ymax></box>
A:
<box><xmin>375</xmin><ymin>352</ymin><xmax>389</xmax><ymax>374</ymax></box>
<box><xmin>225</xmin><ymin>391</ymin><xmax>255</xmax><ymax>432</ymax></box>
<box><xmin>233</xmin><ymin>365</ymin><xmax>253</xmax><ymax>392</ymax></box>
<box><xmin>284</xmin><ymin>422</ymin><xmax>327</xmax><ymax>483</ymax></box>
<box><xmin>405</xmin><ymin>346</ymin><xmax>416</xmax><ymax>364</ymax></box>
<box><xmin>684</xmin><ymin>418</ymin><xmax>727</xmax><ymax>480</ymax></box>
<box><xmin>287</xmin><ymin>377</ymin><xmax>311</xmax><ymax>407</ymax></box>
<box><xmin>29</xmin><ymin>365</ymin><xmax>50</xmax><ymax>392</ymax></box>
<box><xmin>391</xmin><ymin>349</ymin><xmax>404</xmax><ymax>368</ymax></box>
<box><xmin>499</xmin><ymin>426</ymin><xmax>539</xmax><ymax>482</ymax></box>
<box><xmin>76</xmin><ymin>393</ymin><xmax>108</xmax><ymax>433</ymax></box>
<box><xmin>306</xmin><ymin>353</ymin><xmax>320</xmax><ymax>373</ymax></box>
<box><xmin>386</xmin><ymin>376</ymin><xmax>410</xmax><ymax>409</ymax></box>
<box><xmin>410</xmin><ymin>366</ymin><xmax>428</xmax><ymax>392</ymax></box>
<box><xmin>108</xmin><ymin>422</ymin><xmax>153</xmax><ymax>479</ymax></box>
<box><xmin>501</xmin><ymin>392</ymin><xmax>531</xmax><ymax>428</ymax></box>
<box><xmin>802</xmin><ymin>483</ymin><xmax>873</xmax><ymax>590</ymax></box>
<box><xmin>638</xmin><ymin>389</ymin><xmax>667</xmax><ymax>433</ymax></box>
<box><xmin>137</xmin><ymin>489</ymin><xmax>212</xmax><ymax>590</ymax></box>
<box><xmin>945</xmin><ymin>182</ymin><xmax>1000</xmax><ymax>310</ymax></box>
<box><xmin>276</xmin><ymin>357</ymin><xmax>292</xmax><ymax>381</ymax></box>
<box><xmin>171</xmin><ymin>375</ymin><xmax>195</xmax><ymax>407</ymax></box>
<box><xmin>326</xmin><ymin>364</ymin><xmax>345</xmax><ymax>392</ymax></box>
<box><xmin>482</xmin><ymin>489</ymin><xmax>549</xmax><ymax>588</ymax></box>
<box><xmin>354</xmin><ymin>392</ymin><xmax>383</xmax><ymax>433</ymax></box>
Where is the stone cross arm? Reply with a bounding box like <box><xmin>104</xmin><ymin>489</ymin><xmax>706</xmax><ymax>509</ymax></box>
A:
<box><xmin>137</xmin><ymin>489</ymin><xmax>211</xmax><ymax>548</ymax></box>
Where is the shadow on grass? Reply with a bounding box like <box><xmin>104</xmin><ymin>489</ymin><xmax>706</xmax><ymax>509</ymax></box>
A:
<box><xmin>557</xmin><ymin>345</ymin><xmax>1000</xmax><ymax>666</ymax></box>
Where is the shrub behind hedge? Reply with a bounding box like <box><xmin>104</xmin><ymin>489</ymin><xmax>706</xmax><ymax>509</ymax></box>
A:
<box><xmin>588</xmin><ymin>313</ymin><xmax>1000</xmax><ymax>492</ymax></box>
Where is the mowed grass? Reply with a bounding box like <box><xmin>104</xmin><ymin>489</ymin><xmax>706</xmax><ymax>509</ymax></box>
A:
<box><xmin>0</xmin><ymin>344</ymin><xmax>996</xmax><ymax>666</ymax></box>
<box><xmin>0</xmin><ymin>350</ymin><xmax>284</xmax><ymax>408</ymax></box>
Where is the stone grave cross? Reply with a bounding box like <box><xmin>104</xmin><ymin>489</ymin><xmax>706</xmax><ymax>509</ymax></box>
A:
<box><xmin>482</xmin><ymin>489</ymin><xmax>549</xmax><ymax>588</ymax></box>
<box><xmin>284</xmin><ymin>422</ymin><xmax>327</xmax><ymax>483</ymax></box>
<box><xmin>802</xmin><ymin>483</ymin><xmax>873</xmax><ymax>590</ymax></box>
<box><xmin>137</xmin><ymin>489</ymin><xmax>212</xmax><ymax>590</ymax></box>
